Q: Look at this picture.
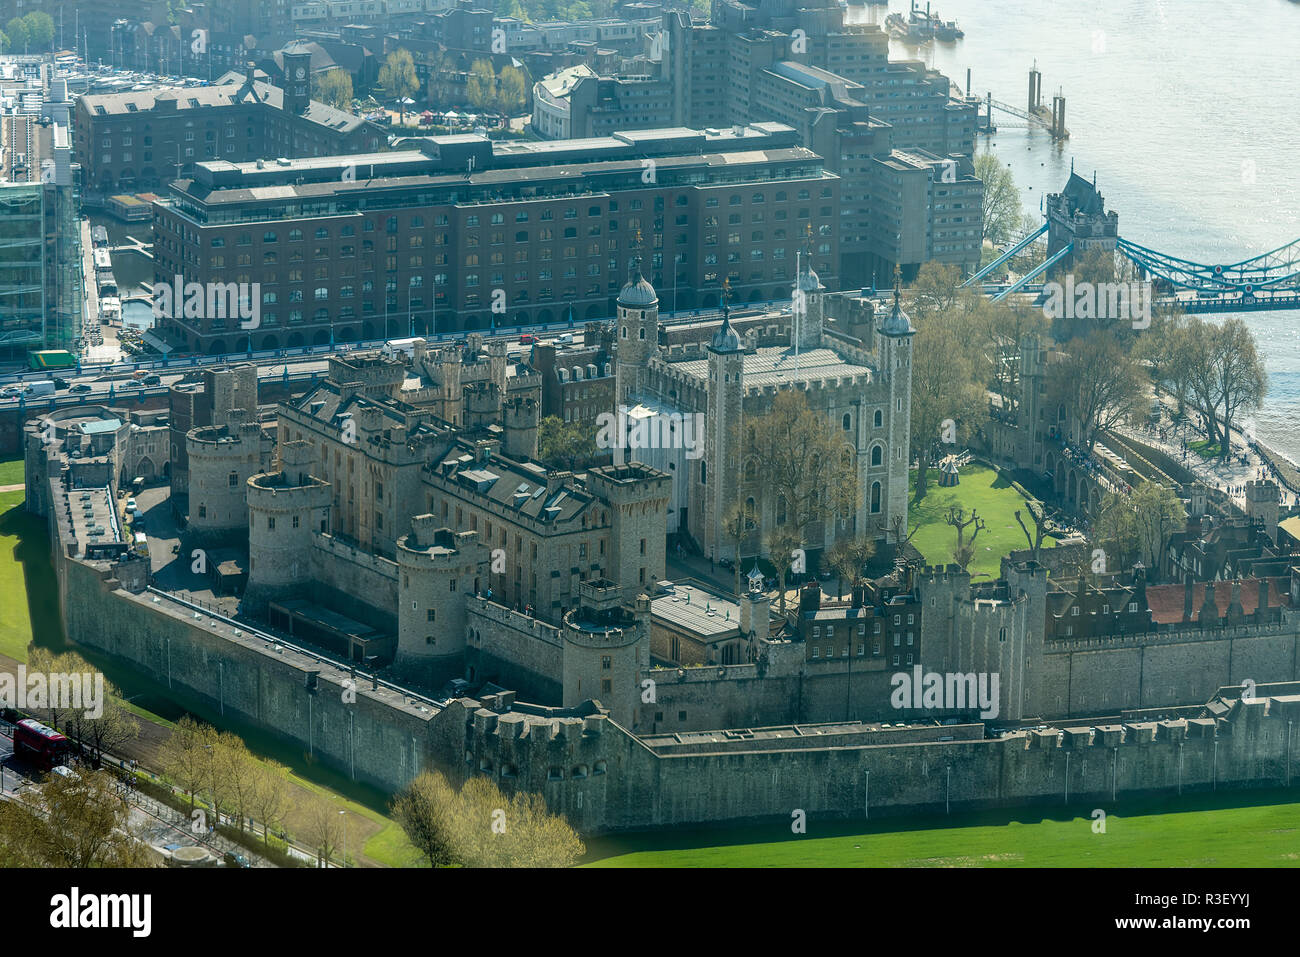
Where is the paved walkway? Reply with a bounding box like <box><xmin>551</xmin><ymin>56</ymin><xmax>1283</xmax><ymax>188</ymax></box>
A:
<box><xmin>1115</xmin><ymin>395</ymin><xmax>1300</xmax><ymax>511</ymax></box>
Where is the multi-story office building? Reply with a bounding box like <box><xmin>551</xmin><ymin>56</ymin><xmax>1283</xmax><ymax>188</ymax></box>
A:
<box><xmin>152</xmin><ymin>123</ymin><xmax>839</xmax><ymax>355</ymax></box>
<box><xmin>0</xmin><ymin>114</ymin><xmax>82</xmax><ymax>358</ymax></box>
<box><xmin>73</xmin><ymin>52</ymin><xmax>386</xmax><ymax>194</ymax></box>
<box><xmin>533</xmin><ymin>65</ymin><xmax>674</xmax><ymax>140</ymax></box>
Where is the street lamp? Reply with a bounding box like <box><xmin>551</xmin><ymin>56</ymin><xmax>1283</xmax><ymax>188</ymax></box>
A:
<box><xmin>339</xmin><ymin>809</ymin><xmax>347</xmax><ymax>868</ymax></box>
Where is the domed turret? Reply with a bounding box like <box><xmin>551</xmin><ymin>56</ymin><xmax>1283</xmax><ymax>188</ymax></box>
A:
<box><xmin>879</xmin><ymin>280</ymin><xmax>915</xmax><ymax>338</ymax></box>
<box><xmin>618</xmin><ymin>257</ymin><xmax>659</xmax><ymax>308</ymax></box>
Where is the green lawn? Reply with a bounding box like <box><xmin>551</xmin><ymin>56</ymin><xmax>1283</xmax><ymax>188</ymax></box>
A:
<box><xmin>0</xmin><ymin>457</ymin><xmax>23</xmax><ymax>486</ymax></box>
<box><xmin>0</xmin><ymin>488</ymin><xmax>65</xmax><ymax>660</ymax></box>
<box><xmin>584</xmin><ymin>790</ymin><xmax>1300</xmax><ymax>867</ymax></box>
<box><xmin>907</xmin><ymin>464</ymin><xmax>1054</xmax><ymax>579</ymax></box>
<box><xmin>1188</xmin><ymin>439</ymin><xmax>1224</xmax><ymax>460</ymax></box>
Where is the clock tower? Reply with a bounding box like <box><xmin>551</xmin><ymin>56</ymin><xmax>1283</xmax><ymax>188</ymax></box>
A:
<box><xmin>281</xmin><ymin>45</ymin><xmax>313</xmax><ymax>114</ymax></box>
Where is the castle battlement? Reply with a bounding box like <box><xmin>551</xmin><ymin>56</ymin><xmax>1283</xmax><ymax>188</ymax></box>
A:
<box><xmin>1045</xmin><ymin>619</ymin><xmax>1295</xmax><ymax>652</ymax></box>
<box><xmin>469</xmin><ymin>595</ymin><xmax>563</xmax><ymax>647</ymax></box>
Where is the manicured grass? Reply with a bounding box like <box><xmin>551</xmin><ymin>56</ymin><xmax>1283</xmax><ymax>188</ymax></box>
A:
<box><xmin>0</xmin><ymin>457</ymin><xmax>23</xmax><ymax>486</ymax></box>
<box><xmin>1188</xmin><ymin>439</ymin><xmax>1223</xmax><ymax>460</ymax></box>
<box><xmin>907</xmin><ymin>465</ymin><xmax>1054</xmax><ymax>579</ymax></box>
<box><xmin>0</xmin><ymin>488</ymin><xmax>66</xmax><ymax>660</ymax></box>
<box><xmin>584</xmin><ymin>789</ymin><xmax>1300</xmax><ymax>867</ymax></box>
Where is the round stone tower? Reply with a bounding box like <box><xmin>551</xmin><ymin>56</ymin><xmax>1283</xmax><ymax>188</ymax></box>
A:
<box><xmin>395</xmin><ymin>515</ymin><xmax>490</xmax><ymax>684</ymax></box>
<box><xmin>561</xmin><ymin>579</ymin><xmax>650</xmax><ymax>729</ymax></box>
<box><xmin>614</xmin><ymin>256</ymin><xmax>659</xmax><ymax>407</ymax></box>
<box><xmin>185</xmin><ymin>411</ymin><xmax>263</xmax><ymax>539</ymax></box>
<box><xmin>244</xmin><ymin>440</ymin><xmax>330</xmax><ymax>612</ymax></box>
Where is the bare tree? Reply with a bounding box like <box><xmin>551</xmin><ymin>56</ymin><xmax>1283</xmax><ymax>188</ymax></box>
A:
<box><xmin>947</xmin><ymin>507</ymin><xmax>986</xmax><ymax>571</ymax></box>
<box><xmin>721</xmin><ymin>500</ymin><xmax>756</xmax><ymax>597</ymax></box>
<box><xmin>1013</xmin><ymin>499</ymin><xmax>1056</xmax><ymax>563</ymax></box>
<box><xmin>764</xmin><ymin>525</ymin><xmax>802</xmax><ymax>616</ymax></box>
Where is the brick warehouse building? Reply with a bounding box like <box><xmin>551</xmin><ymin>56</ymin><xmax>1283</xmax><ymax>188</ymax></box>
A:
<box><xmin>73</xmin><ymin>49</ymin><xmax>386</xmax><ymax>195</ymax></box>
<box><xmin>151</xmin><ymin>123</ymin><xmax>840</xmax><ymax>355</ymax></box>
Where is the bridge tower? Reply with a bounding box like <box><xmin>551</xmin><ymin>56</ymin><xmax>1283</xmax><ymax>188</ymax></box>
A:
<box><xmin>1046</xmin><ymin>171</ymin><xmax>1119</xmax><ymax>264</ymax></box>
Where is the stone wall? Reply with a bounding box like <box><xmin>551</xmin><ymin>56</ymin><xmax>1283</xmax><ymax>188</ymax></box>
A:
<box><xmin>466</xmin><ymin>596</ymin><xmax>564</xmax><ymax>704</ymax></box>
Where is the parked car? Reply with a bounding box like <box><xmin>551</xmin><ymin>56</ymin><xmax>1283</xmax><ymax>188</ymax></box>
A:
<box><xmin>222</xmin><ymin>851</ymin><xmax>250</xmax><ymax>868</ymax></box>
<box><xmin>125</xmin><ymin>498</ymin><xmax>137</xmax><ymax>513</ymax></box>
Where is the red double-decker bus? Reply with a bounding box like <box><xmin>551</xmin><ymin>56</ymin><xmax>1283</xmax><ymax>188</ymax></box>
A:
<box><xmin>12</xmin><ymin>719</ymin><xmax>72</xmax><ymax>771</ymax></box>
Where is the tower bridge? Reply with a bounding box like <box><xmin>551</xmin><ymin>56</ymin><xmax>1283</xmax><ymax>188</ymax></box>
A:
<box><xmin>962</xmin><ymin>171</ymin><xmax>1300</xmax><ymax>314</ymax></box>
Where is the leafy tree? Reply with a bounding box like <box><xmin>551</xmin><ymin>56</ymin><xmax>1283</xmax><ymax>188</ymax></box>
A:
<box><xmin>156</xmin><ymin>714</ymin><xmax>215</xmax><ymax>808</ymax></box>
<box><xmin>466</xmin><ymin>58</ymin><xmax>497</xmax><ymax>111</ymax></box>
<box><xmin>742</xmin><ymin>388</ymin><xmax>858</xmax><ymax>550</ymax></box>
<box><xmin>1136</xmin><ymin>309</ymin><xmax>1195</xmax><ymax>417</ymax></box>
<box><xmin>249</xmin><ymin>761</ymin><xmax>290</xmax><ymax>845</ymax></box>
<box><xmin>62</xmin><ymin>680</ymin><xmax>140</xmax><ymax>770</ymax></box>
<box><xmin>1048</xmin><ymin>330</ymin><xmax>1145</xmax><ymax>451</ymax></box>
<box><xmin>313</xmin><ymin>68</ymin><xmax>354</xmax><ymax>112</ymax></box>
<box><xmin>974</xmin><ymin>151</ymin><xmax>1022</xmax><ymax>247</ymax></box>
<box><xmin>21</xmin><ymin>11</ymin><xmax>53</xmax><ymax>49</ymax></box>
<box><xmin>1094</xmin><ymin>491</ymin><xmax>1139</xmax><ymax>573</ymax></box>
<box><xmin>909</xmin><ymin>308</ymin><xmax>986</xmax><ymax>493</ymax></box>
<box><xmin>0</xmin><ymin>31</ymin><xmax>9</xmax><ymax>54</ymax></box>
<box><xmin>1177</xmin><ymin>316</ymin><xmax>1265</xmax><ymax>458</ymax></box>
<box><xmin>390</xmin><ymin>770</ymin><xmax>460</xmax><ymax>867</ymax></box>
<box><xmin>2</xmin><ymin>770</ymin><xmax>153</xmax><ymax>867</ymax></box>
<box><xmin>379</xmin><ymin>49</ymin><xmax>418</xmax><ymax>117</ymax></box>
<box><xmin>496</xmin><ymin>65</ymin><xmax>528</xmax><ymax>114</ymax></box>
<box><xmin>537</xmin><ymin>415</ymin><xmax>599</xmax><ymax>470</ymax></box>
<box><xmin>5</xmin><ymin>17</ymin><xmax>28</xmax><ymax>53</ymax></box>
<box><xmin>392</xmin><ymin>770</ymin><xmax>584</xmax><ymax>867</ymax></box>
<box><xmin>1129</xmin><ymin>482</ymin><xmax>1186</xmax><ymax>578</ymax></box>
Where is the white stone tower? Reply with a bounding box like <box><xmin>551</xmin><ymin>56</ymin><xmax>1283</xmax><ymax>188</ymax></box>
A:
<box><xmin>877</xmin><ymin>279</ymin><xmax>915</xmax><ymax>541</ymax></box>
<box><xmin>614</xmin><ymin>252</ymin><xmax>659</xmax><ymax>407</ymax></box>
<box><xmin>704</xmin><ymin>283</ymin><xmax>744</xmax><ymax>563</ymax></box>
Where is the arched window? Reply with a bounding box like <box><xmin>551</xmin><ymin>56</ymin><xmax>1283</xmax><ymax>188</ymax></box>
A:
<box><xmin>874</xmin><ymin>409</ymin><xmax>883</xmax><ymax>428</ymax></box>
<box><xmin>842</xmin><ymin>412</ymin><xmax>852</xmax><ymax>431</ymax></box>
<box><xmin>871</xmin><ymin>445</ymin><xmax>883</xmax><ymax>466</ymax></box>
<box><xmin>745</xmin><ymin>496</ymin><xmax>756</xmax><ymax>522</ymax></box>
<box><xmin>744</xmin><ymin>459</ymin><xmax>757</xmax><ymax>482</ymax></box>
<box><xmin>870</xmin><ymin>482</ymin><xmax>882</xmax><ymax>513</ymax></box>
<box><xmin>700</xmin><ymin>461</ymin><xmax>706</xmax><ymax>485</ymax></box>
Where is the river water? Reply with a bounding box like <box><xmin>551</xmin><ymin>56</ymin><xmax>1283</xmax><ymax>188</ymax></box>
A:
<box><xmin>872</xmin><ymin>0</ymin><xmax>1300</xmax><ymax>460</ymax></box>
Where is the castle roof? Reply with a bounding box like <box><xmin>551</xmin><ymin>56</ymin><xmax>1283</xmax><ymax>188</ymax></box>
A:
<box><xmin>879</xmin><ymin>283</ymin><xmax>914</xmax><ymax>337</ymax></box>
<box><xmin>618</xmin><ymin>259</ymin><xmax>658</xmax><ymax>308</ymax></box>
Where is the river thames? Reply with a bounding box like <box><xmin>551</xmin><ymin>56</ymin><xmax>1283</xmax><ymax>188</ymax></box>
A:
<box><xmin>871</xmin><ymin>0</ymin><xmax>1300</xmax><ymax>459</ymax></box>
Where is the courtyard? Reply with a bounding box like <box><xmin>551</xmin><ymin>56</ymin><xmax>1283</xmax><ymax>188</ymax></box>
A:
<box><xmin>907</xmin><ymin>464</ymin><xmax>1056</xmax><ymax>579</ymax></box>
